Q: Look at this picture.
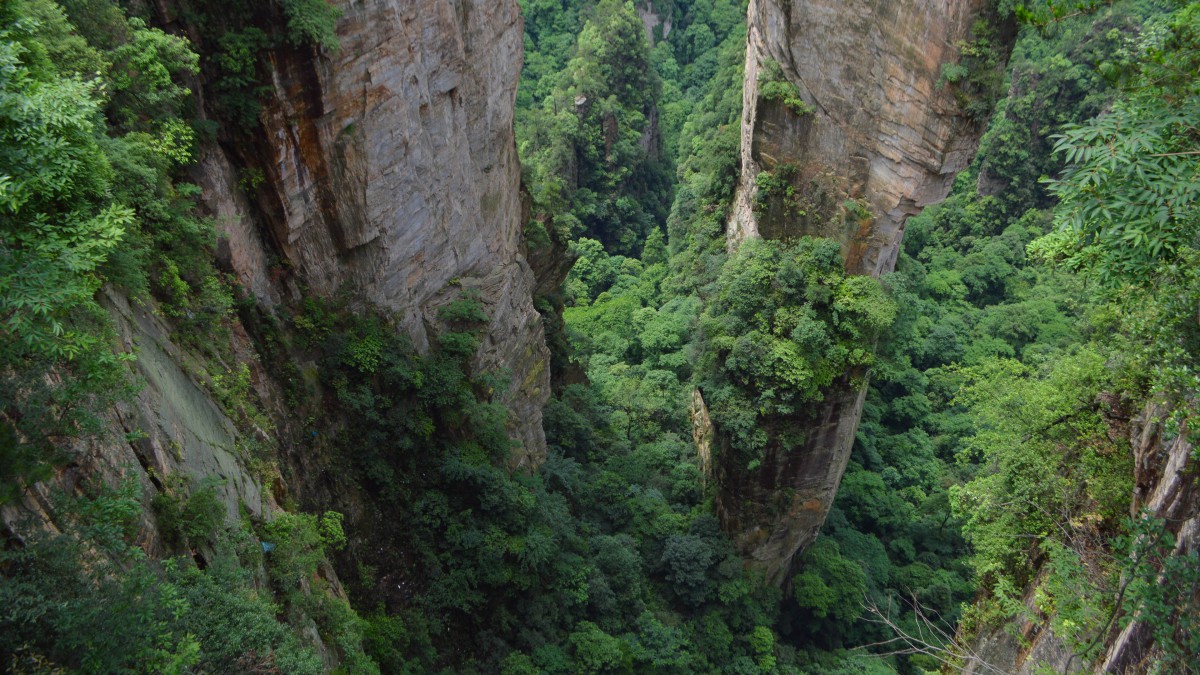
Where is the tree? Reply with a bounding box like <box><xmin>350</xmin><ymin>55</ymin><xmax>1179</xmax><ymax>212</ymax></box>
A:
<box><xmin>568</xmin><ymin>621</ymin><xmax>628</xmax><ymax>674</ymax></box>
<box><xmin>1031</xmin><ymin>4</ymin><xmax>1200</xmax><ymax>286</ymax></box>
<box><xmin>660</xmin><ymin>534</ymin><xmax>715</xmax><ymax>607</ymax></box>
<box><xmin>0</xmin><ymin>5</ymin><xmax>141</xmax><ymax>500</ymax></box>
<box><xmin>792</xmin><ymin>539</ymin><xmax>868</xmax><ymax>630</ymax></box>
<box><xmin>518</xmin><ymin>0</ymin><xmax>667</xmax><ymax>256</ymax></box>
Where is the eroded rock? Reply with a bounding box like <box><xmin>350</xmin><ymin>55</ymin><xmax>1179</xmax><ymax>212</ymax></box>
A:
<box><xmin>714</xmin><ymin>0</ymin><xmax>1002</xmax><ymax>584</ymax></box>
<box><xmin>210</xmin><ymin>0</ymin><xmax>550</xmax><ymax>464</ymax></box>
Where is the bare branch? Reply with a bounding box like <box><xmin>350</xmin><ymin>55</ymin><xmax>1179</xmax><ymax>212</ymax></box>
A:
<box><xmin>857</xmin><ymin>595</ymin><xmax>1012</xmax><ymax>675</ymax></box>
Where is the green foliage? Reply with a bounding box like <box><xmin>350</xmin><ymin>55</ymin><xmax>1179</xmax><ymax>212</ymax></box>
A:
<box><xmin>753</xmin><ymin>165</ymin><xmax>802</xmax><ymax>218</ymax></box>
<box><xmin>213</xmin><ymin>27</ymin><xmax>271</xmax><ymax>128</ymax></box>
<box><xmin>781</xmin><ymin>6</ymin><xmax>1164</xmax><ymax>664</ymax></box>
<box><xmin>749</xmin><ymin>625</ymin><xmax>777</xmax><ymax>672</ymax></box>
<box><xmin>792</xmin><ymin>539</ymin><xmax>868</xmax><ymax>627</ymax></box>
<box><xmin>1006</xmin><ymin>0</ymin><xmax>1113</xmax><ymax>25</ymax></box>
<box><xmin>757</xmin><ymin>58</ymin><xmax>814</xmax><ymax>116</ymax></box>
<box><xmin>938</xmin><ymin>16</ymin><xmax>1011</xmax><ymax>122</ymax></box>
<box><xmin>262</xmin><ymin>510</ymin><xmax>346</xmax><ymax>589</ymax></box>
<box><xmin>517</xmin><ymin>0</ymin><xmax>668</xmax><ymax>256</ymax></box>
<box><xmin>278</xmin><ymin>0</ymin><xmax>340</xmax><ymax>50</ymax></box>
<box><xmin>168</xmin><ymin>557</ymin><xmax>323</xmax><ymax>674</ymax></box>
<box><xmin>660</xmin><ymin>534</ymin><xmax>716</xmax><ymax>606</ymax></box>
<box><xmin>0</xmin><ymin>0</ymin><xmax>225</xmax><ymax>499</ymax></box>
<box><xmin>951</xmin><ymin>350</ymin><xmax>1130</xmax><ymax>588</ymax></box>
<box><xmin>1028</xmin><ymin>1</ymin><xmax>1200</xmax><ymax>393</ymax></box>
<box><xmin>1035</xmin><ymin>539</ymin><xmax>1110</xmax><ymax>653</ymax></box>
<box><xmin>568</xmin><ymin>621</ymin><xmax>630</xmax><ymax>673</ymax></box>
<box><xmin>1118</xmin><ymin>515</ymin><xmax>1200</xmax><ymax>669</ymax></box>
<box><xmin>698</xmin><ymin>237</ymin><xmax>895</xmax><ymax>457</ymax></box>
<box><xmin>152</xmin><ymin>475</ymin><xmax>227</xmax><ymax>548</ymax></box>
<box><xmin>0</xmin><ymin>14</ymin><xmax>128</xmax><ymax>363</ymax></box>
<box><xmin>0</xmin><ymin>482</ymin><xmax>333</xmax><ymax>673</ymax></box>
<box><xmin>290</xmin><ymin>206</ymin><xmax>780</xmax><ymax>672</ymax></box>
<box><xmin>107</xmin><ymin>18</ymin><xmax>199</xmax><ymax>134</ymax></box>
<box><xmin>10</xmin><ymin>0</ymin><xmax>1195</xmax><ymax>672</ymax></box>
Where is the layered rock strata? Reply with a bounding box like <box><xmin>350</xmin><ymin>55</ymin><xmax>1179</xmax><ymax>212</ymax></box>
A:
<box><xmin>715</xmin><ymin>0</ymin><xmax>996</xmax><ymax>584</ymax></box>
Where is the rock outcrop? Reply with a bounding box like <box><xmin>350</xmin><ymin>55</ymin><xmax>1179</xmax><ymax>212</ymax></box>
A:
<box><xmin>960</xmin><ymin>402</ymin><xmax>1198</xmax><ymax>673</ymax></box>
<box><xmin>728</xmin><ymin>0</ymin><xmax>990</xmax><ymax>272</ymax></box>
<box><xmin>1098</xmin><ymin>403</ymin><xmax>1197</xmax><ymax>673</ymax></box>
<box><xmin>217</xmin><ymin>0</ymin><xmax>549</xmax><ymax>467</ymax></box>
<box><xmin>960</xmin><ymin>573</ymin><xmax>1080</xmax><ymax>675</ymax></box>
<box><xmin>0</xmin><ymin>289</ymin><xmax>269</xmax><ymax>556</ymax></box>
<box><xmin>715</xmin><ymin>0</ymin><xmax>1000</xmax><ymax>584</ymax></box>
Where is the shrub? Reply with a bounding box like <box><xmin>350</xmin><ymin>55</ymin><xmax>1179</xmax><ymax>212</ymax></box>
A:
<box><xmin>152</xmin><ymin>475</ymin><xmax>227</xmax><ymax>548</ymax></box>
<box><xmin>758</xmin><ymin>58</ymin><xmax>814</xmax><ymax>116</ymax></box>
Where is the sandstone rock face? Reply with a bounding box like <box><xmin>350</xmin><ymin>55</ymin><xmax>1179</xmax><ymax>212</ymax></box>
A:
<box><xmin>715</xmin><ymin>0</ymin><xmax>995</xmax><ymax>583</ymax></box>
<box><xmin>712</xmin><ymin>376</ymin><xmax>869</xmax><ymax>585</ymax></box>
<box><xmin>728</xmin><ymin>0</ymin><xmax>988</xmax><ymax>273</ymax></box>
<box><xmin>227</xmin><ymin>0</ymin><xmax>548</xmax><ymax>467</ymax></box>
<box><xmin>1098</xmin><ymin>404</ymin><xmax>1198</xmax><ymax>674</ymax></box>
<box><xmin>689</xmin><ymin>390</ymin><xmax>715</xmax><ymax>482</ymax></box>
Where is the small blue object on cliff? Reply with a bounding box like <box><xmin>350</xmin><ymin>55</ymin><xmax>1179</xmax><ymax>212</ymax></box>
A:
<box><xmin>261</xmin><ymin>542</ymin><xmax>276</xmax><ymax>553</ymax></box>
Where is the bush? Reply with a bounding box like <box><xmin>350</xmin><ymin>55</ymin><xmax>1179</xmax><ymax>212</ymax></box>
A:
<box><xmin>152</xmin><ymin>476</ymin><xmax>227</xmax><ymax>548</ymax></box>
<box><xmin>758</xmin><ymin>58</ymin><xmax>814</xmax><ymax>116</ymax></box>
<box><xmin>262</xmin><ymin>510</ymin><xmax>345</xmax><ymax>589</ymax></box>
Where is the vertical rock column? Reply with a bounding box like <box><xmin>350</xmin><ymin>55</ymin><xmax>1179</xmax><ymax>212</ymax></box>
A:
<box><xmin>227</xmin><ymin>0</ymin><xmax>550</xmax><ymax>466</ymax></box>
<box><xmin>715</xmin><ymin>0</ymin><xmax>996</xmax><ymax>584</ymax></box>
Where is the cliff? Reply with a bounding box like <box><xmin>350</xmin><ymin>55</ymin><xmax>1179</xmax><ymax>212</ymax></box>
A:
<box><xmin>210</xmin><ymin>0</ymin><xmax>549</xmax><ymax>468</ymax></box>
<box><xmin>1097</xmin><ymin>404</ymin><xmax>1198</xmax><ymax>672</ymax></box>
<box><xmin>2</xmin><ymin>0</ymin><xmax>551</xmax><ymax>666</ymax></box>
<box><xmin>962</xmin><ymin>402</ymin><xmax>1199</xmax><ymax>673</ymax></box>
<box><xmin>714</xmin><ymin>0</ymin><xmax>1001</xmax><ymax>584</ymax></box>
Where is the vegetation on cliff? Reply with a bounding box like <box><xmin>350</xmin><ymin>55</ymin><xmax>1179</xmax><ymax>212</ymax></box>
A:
<box><xmin>1</xmin><ymin>0</ymin><xmax>1197</xmax><ymax>673</ymax></box>
<box><xmin>0</xmin><ymin>0</ymin><xmax>375</xmax><ymax>670</ymax></box>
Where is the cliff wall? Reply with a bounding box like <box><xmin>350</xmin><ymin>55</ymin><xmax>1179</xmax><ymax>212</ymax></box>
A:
<box><xmin>1097</xmin><ymin>405</ymin><xmax>1199</xmax><ymax>672</ymax></box>
<box><xmin>215</xmin><ymin>0</ymin><xmax>549</xmax><ymax>467</ymax></box>
<box><xmin>962</xmin><ymin>402</ymin><xmax>1198</xmax><ymax>673</ymax></box>
<box><xmin>728</xmin><ymin>0</ymin><xmax>988</xmax><ymax>272</ymax></box>
<box><xmin>715</xmin><ymin>0</ymin><xmax>998</xmax><ymax>584</ymax></box>
<box><xmin>3</xmin><ymin>0</ymin><xmax>547</xmax><ymax>665</ymax></box>
<box><xmin>0</xmin><ymin>289</ymin><xmax>268</xmax><ymax>554</ymax></box>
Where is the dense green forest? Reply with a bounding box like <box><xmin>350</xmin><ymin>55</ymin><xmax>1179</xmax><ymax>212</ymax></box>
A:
<box><xmin>1</xmin><ymin>0</ymin><xmax>1197</xmax><ymax>672</ymax></box>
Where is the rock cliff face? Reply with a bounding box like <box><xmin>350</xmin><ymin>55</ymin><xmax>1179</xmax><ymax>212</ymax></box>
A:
<box><xmin>728</xmin><ymin>0</ymin><xmax>989</xmax><ymax>273</ymax></box>
<box><xmin>961</xmin><ymin>574</ymin><xmax>1079</xmax><ymax>674</ymax></box>
<box><xmin>962</xmin><ymin>403</ymin><xmax>1198</xmax><ymax>673</ymax></box>
<box><xmin>220</xmin><ymin>0</ymin><xmax>548</xmax><ymax>467</ymax></box>
<box><xmin>3</xmin><ymin>1</ymin><xmax>544</xmax><ymax>667</ymax></box>
<box><xmin>1098</xmin><ymin>405</ymin><xmax>1199</xmax><ymax>673</ymax></box>
<box><xmin>715</xmin><ymin>0</ymin><xmax>997</xmax><ymax>584</ymax></box>
<box><xmin>0</xmin><ymin>290</ymin><xmax>268</xmax><ymax>555</ymax></box>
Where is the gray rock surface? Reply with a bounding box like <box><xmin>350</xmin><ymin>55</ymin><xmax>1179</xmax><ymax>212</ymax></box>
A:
<box><xmin>0</xmin><ymin>290</ymin><xmax>268</xmax><ymax>556</ymax></box>
<box><xmin>1098</xmin><ymin>404</ymin><xmax>1198</xmax><ymax>674</ymax></box>
<box><xmin>714</xmin><ymin>0</ymin><xmax>997</xmax><ymax>584</ymax></box>
<box><xmin>960</xmin><ymin>402</ymin><xmax>1199</xmax><ymax>674</ymax></box>
<box><xmin>227</xmin><ymin>0</ymin><xmax>549</xmax><ymax>466</ymax></box>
